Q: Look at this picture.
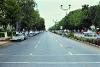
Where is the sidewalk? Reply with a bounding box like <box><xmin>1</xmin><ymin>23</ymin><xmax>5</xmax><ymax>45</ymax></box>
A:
<box><xmin>0</xmin><ymin>41</ymin><xmax>10</xmax><ymax>46</ymax></box>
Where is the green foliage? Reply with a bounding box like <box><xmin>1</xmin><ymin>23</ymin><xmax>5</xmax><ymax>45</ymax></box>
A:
<box><xmin>67</xmin><ymin>9</ymin><xmax>82</xmax><ymax>27</ymax></box>
<box><xmin>94</xmin><ymin>5</ymin><xmax>100</xmax><ymax>27</ymax></box>
<box><xmin>7</xmin><ymin>31</ymin><xmax>16</xmax><ymax>36</ymax></box>
<box><xmin>0</xmin><ymin>32</ymin><xmax>5</xmax><ymax>37</ymax></box>
<box><xmin>67</xmin><ymin>33</ymin><xmax>74</xmax><ymax>38</ymax></box>
<box><xmin>0</xmin><ymin>0</ymin><xmax>45</xmax><ymax>31</ymax></box>
<box><xmin>50</xmin><ymin>3</ymin><xmax>100</xmax><ymax>31</ymax></box>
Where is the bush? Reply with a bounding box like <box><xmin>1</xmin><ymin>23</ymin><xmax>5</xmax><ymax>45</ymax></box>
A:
<box><xmin>89</xmin><ymin>39</ymin><xmax>93</xmax><ymax>43</ymax></box>
<box><xmin>7</xmin><ymin>31</ymin><xmax>16</xmax><ymax>36</ymax></box>
<box><xmin>0</xmin><ymin>32</ymin><xmax>5</xmax><ymax>37</ymax></box>
<box><xmin>76</xmin><ymin>37</ymin><xmax>80</xmax><ymax>40</ymax></box>
<box><xmin>67</xmin><ymin>33</ymin><xmax>74</xmax><ymax>38</ymax></box>
<box><xmin>0</xmin><ymin>31</ymin><xmax>16</xmax><ymax>38</ymax></box>
<box><xmin>96</xmin><ymin>39</ymin><xmax>100</xmax><ymax>46</ymax></box>
<box><xmin>7</xmin><ymin>32</ymin><xmax>12</xmax><ymax>36</ymax></box>
<box><xmin>92</xmin><ymin>39</ymin><xmax>96</xmax><ymax>44</ymax></box>
<box><xmin>82</xmin><ymin>38</ymin><xmax>86</xmax><ymax>42</ymax></box>
<box><xmin>80</xmin><ymin>37</ymin><xmax>84</xmax><ymax>41</ymax></box>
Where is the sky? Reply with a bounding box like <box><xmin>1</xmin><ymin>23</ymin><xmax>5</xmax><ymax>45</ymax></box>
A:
<box><xmin>35</xmin><ymin>0</ymin><xmax>100</xmax><ymax>30</ymax></box>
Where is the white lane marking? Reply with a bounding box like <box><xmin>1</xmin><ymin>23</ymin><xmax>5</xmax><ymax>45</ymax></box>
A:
<box><xmin>34</xmin><ymin>44</ymin><xmax>38</xmax><ymax>48</ymax></box>
<box><xmin>34</xmin><ymin>40</ymin><xmax>40</xmax><ymax>48</ymax></box>
<box><xmin>0</xmin><ymin>55</ymin><xmax>66</xmax><ymax>56</ymax></box>
<box><xmin>68</xmin><ymin>52</ymin><xmax>73</xmax><ymax>55</ymax></box>
<box><xmin>72</xmin><ymin>54</ymin><xmax>100</xmax><ymax>56</ymax></box>
<box><xmin>56</xmin><ymin>40</ymin><xmax>58</xmax><ymax>42</ymax></box>
<box><xmin>29</xmin><ymin>53</ymin><xmax>33</xmax><ymax>55</ymax></box>
<box><xmin>37</xmin><ymin>40</ymin><xmax>40</xmax><ymax>44</ymax></box>
<box><xmin>0</xmin><ymin>55</ymin><xmax>67</xmax><ymax>56</ymax></box>
<box><xmin>1</xmin><ymin>54</ymin><xmax>100</xmax><ymax>56</ymax></box>
<box><xmin>60</xmin><ymin>44</ymin><xmax>64</xmax><ymax>47</ymax></box>
<box><xmin>0</xmin><ymin>54</ymin><xmax>5</xmax><ymax>55</ymax></box>
<box><xmin>0</xmin><ymin>62</ymin><xmax>100</xmax><ymax>64</ymax></box>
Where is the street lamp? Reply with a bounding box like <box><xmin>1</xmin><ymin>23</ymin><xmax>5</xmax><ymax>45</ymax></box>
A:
<box><xmin>60</xmin><ymin>4</ymin><xmax>71</xmax><ymax>15</ymax></box>
<box><xmin>60</xmin><ymin>4</ymin><xmax>71</xmax><ymax>31</ymax></box>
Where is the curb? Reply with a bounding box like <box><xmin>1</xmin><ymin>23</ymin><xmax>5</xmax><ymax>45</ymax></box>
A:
<box><xmin>0</xmin><ymin>41</ymin><xmax>11</xmax><ymax>47</ymax></box>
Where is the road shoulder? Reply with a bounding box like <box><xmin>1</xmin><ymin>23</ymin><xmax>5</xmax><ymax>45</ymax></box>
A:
<box><xmin>0</xmin><ymin>41</ymin><xmax>10</xmax><ymax>47</ymax></box>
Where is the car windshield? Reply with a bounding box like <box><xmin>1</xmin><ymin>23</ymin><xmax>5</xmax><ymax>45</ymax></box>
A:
<box><xmin>0</xmin><ymin>0</ymin><xmax>100</xmax><ymax>67</ymax></box>
<box><xmin>15</xmin><ymin>34</ymin><xmax>19</xmax><ymax>36</ymax></box>
<box><xmin>15</xmin><ymin>34</ymin><xmax>21</xmax><ymax>36</ymax></box>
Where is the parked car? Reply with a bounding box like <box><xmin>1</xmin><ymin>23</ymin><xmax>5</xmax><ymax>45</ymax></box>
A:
<box><xmin>34</xmin><ymin>31</ymin><xmax>40</xmax><ymax>35</ymax></box>
<box><xmin>83</xmin><ymin>32</ymin><xmax>96</xmax><ymax>39</ymax></box>
<box><xmin>22</xmin><ymin>32</ymin><xmax>28</xmax><ymax>39</ymax></box>
<box><xmin>28</xmin><ymin>31</ymin><xmax>34</xmax><ymax>37</ymax></box>
<box><xmin>10</xmin><ymin>33</ymin><xmax>25</xmax><ymax>41</ymax></box>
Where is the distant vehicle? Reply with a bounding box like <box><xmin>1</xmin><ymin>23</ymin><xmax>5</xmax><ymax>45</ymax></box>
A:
<box><xmin>36</xmin><ymin>31</ymin><xmax>39</xmax><ymax>34</ymax></box>
<box><xmin>96</xmin><ymin>35</ymin><xmax>100</xmax><ymax>40</ymax></box>
<box><xmin>10</xmin><ymin>34</ymin><xmax>25</xmax><ymax>41</ymax></box>
<box><xmin>21</xmin><ymin>32</ymin><xmax>29</xmax><ymax>39</ymax></box>
<box><xmin>34</xmin><ymin>31</ymin><xmax>40</xmax><ymax>35</ymax></box>
<box><xmin>83</xmin><ymin>31</ymin><xmax>96</xmax><ymax>39</ymax></box>
<box><xmin>28</xmin><ymin>31</ymin><xmax>34</xmax><ymax>37</ymax></box>
<box><xmin>83</xmin><ymin>32</ymin><xmax>96</xmax><ymax>37</ymax></box>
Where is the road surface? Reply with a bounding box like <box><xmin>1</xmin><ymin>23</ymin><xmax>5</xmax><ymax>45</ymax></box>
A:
<box><xmin>0</xmin><ymin>32</ymin><xmax>100</xmax><ymax>67</ymax></box>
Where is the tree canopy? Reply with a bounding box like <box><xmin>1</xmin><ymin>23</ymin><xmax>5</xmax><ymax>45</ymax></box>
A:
<box><xmin>49</xmin><ymin>3</ymin><xmax>100</xmax><ymax>31</ymax></box>
<box><xmin>0</xmin><ymin>0</ymin><xmax>45</xmax><ymax>31</ymax></box>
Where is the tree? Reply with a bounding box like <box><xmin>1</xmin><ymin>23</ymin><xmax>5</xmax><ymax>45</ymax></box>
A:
<box><xmin>81</xmin><ymin>4</ymin><xmax>92</xmax><ymax>29</ymax></box>
<box><xmin>67</xmin><ymin>9</ymin><xmax>82</xmax><ymax>30</ymax></box>
<box><xmin>0</xmin><ymin>0</ymin><xmax>45</xmax><ymax>31</ymax></box>
<box><xmin>94</xmin><ymin>5</ymin><xmax>100</xmax><ymax>28</ymax></box>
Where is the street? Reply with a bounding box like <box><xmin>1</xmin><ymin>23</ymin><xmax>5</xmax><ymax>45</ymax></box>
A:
<box><xmin>0</xmin><ymin>32</ymin><xmax>100</xmax><ymax>67</ymax></box>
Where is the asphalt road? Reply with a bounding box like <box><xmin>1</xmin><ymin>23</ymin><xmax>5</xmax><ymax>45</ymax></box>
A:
<box><xmin>0</xmin><ymin>32</ymin><xmax>100</xmax><ymax>67</ymax></box>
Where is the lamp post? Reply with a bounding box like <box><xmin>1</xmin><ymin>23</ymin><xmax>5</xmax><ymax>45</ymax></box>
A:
<box><xmin>60</xmin><ymin>4</ymin><xmax>71</xmax><ymax>33</ymax></box>
<box><xmin>60</xmin><ymin>4</ymin><xmax>71</xmax><ymax>15</ymax></box>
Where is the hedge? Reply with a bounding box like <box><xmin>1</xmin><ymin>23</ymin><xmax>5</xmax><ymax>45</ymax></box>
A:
<box><xmin>0</xmin><ymin>32</ymin><xmax>5</xmax><ymax>37</ymax></box>
<box><xmin>53</xmin><ymin>32</ymin><xmax>100</xmax><ymax>46</ymax></box>
<box><xmin>7</xmin><ymin>31</ymin><xmax>16</xmax><ymax>36</ymax></box>
<box><xmin>0</xmin><ymin>31</ymin><xmax>16</xmax><ymax>37</ymax></box>
<box><xmin>65</xmin><ymin>32</ymin><xmax>100</xmax><ymax>46</ymax></box>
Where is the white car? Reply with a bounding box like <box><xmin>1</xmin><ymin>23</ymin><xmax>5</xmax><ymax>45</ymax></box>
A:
<box><xmin>29</xmin><ymin>31</ymin><xmax>34</xmax><ymax>37</ymax></box>
<box><xmin>34</xmin><ymin>31</ymin><xmax>40</xmax><ymax>35</ymax></box>
<box><xmin>10</xmin><ymin>34</ymin><xmax>25</xmax><ymax>41</ymax></box>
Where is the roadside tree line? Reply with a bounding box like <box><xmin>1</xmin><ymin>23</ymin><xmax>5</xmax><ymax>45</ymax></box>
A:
<box><xmin>49</xmin><ymin>3</ymin><xmax>100</xmax><ymax>32</ymax></box>
<box><xmin>0</xmin><ymin>0</ymin><xmax>45</xmax><ymax>32</ymax></box>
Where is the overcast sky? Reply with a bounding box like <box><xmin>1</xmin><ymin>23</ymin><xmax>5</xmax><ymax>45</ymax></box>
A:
<box><xmin>35</xmin><ymin>0</ymin><xmax>100</xmax><ymax>29</ymax></box>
